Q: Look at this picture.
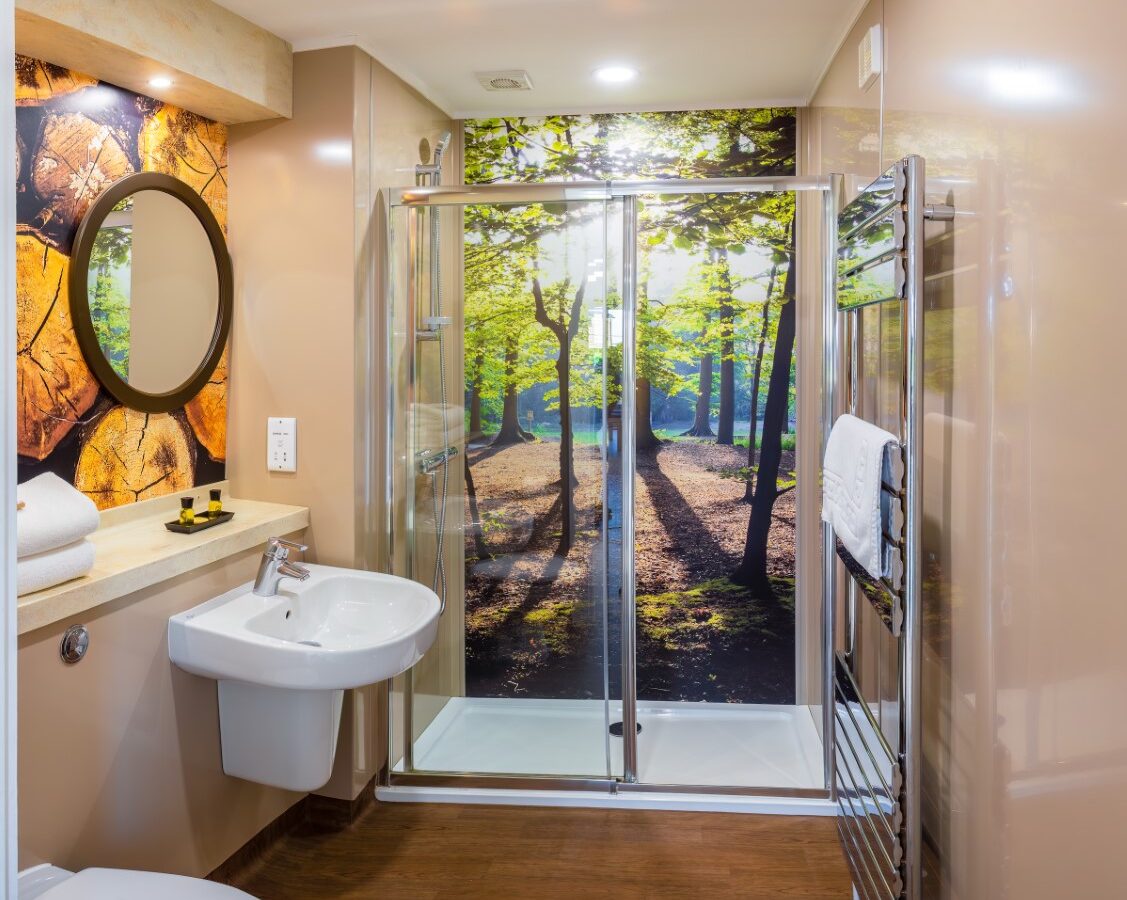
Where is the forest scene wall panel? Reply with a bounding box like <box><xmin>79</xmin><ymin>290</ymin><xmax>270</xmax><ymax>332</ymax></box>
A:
<box><xmin>460</xmin><ymin>110</ymin><xmax>800</xmax><ymax>704</ymax></box>
<box><xmin>15</xmin><ymin>55</ymin><xmax>228</xmax><ymax>509</ymax></box>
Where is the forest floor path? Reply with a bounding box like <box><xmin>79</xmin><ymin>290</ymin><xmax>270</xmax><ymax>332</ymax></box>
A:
<box><xmin>464</xmin><ymin>437</ymin><xmax>797</xmax><ymax>703</ymax></box>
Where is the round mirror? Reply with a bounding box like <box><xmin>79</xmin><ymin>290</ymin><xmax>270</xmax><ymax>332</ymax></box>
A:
<box><xmin>69</xmin><ymin>172</ymin><xmax>232</xmax><ymax>413</ymax></box>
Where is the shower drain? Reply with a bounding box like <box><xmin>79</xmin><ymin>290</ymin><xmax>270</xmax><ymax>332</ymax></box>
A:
<box><xmin>609</xmin><ymin>721</ymin><xmax>642</xmax><ymax>737</ymax></box>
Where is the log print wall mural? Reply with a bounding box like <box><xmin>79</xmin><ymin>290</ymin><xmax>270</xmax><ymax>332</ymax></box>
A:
<box><xmin>14</xmin><ymin>55</ymin><xmax>228</xmax><ymax>509</ymax></box>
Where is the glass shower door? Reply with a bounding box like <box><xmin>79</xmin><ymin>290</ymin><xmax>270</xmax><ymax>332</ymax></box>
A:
<box><xmin>388</xmin><ymin>195</ymin><xmax>624</xmax><ymax>781</ymax></box>
<box><xmin>621</xmin><ymin>186</ymin><xmax>821</xmax><ymax>791</ymax></box>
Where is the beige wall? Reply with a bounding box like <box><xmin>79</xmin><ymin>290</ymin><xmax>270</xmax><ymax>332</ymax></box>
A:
<box><xmin>17</xmin><ymin>539</ymin><xmax>305</xmax><ymax>877</ymax></box>
<box><xmin>810</xmin><ymin>1</ymin><xmax>1127</xmax><ymax>896</ymax></box>
<box><xmin>228</xmin><ymin>48</ymin><xmax>361</xmax><ymax>571</ymax></box>
<box><xmin>227</xmin><ymin>48</ymin><xmax>455</xmax><ymax>799</ymax></box>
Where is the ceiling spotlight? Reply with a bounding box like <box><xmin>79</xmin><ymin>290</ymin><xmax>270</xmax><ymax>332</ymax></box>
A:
<box><xmin>593</xmin><ymin>65</ymin><xmax>637</xmax><ymax>84</ymax></box>
<box><xmin>149</xmin><ymin>76</ymin><xmax>173</xmax><ymax>89</ymax></box>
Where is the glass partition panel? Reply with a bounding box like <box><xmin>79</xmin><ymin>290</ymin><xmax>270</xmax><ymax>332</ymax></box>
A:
<box><xmin>388</xmin><ymin>197</ymin><xmax>621</xmax><ymax>779</ymax></box>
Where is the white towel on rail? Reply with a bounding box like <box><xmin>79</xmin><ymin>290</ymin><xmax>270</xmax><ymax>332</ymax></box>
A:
<box><xmin>822</xmin><ymin>413</ymin><xmax>899</xmax><ymax>581</ymax></box>
<box><xmin>17</xmin><ymin>539</ymin><xmax>96</xmax><ymax>597</ymax></box>
<box><xmin>16</xmin><ymin>472</ymin><xmax>100</xmax><ymax>558</ymax></box>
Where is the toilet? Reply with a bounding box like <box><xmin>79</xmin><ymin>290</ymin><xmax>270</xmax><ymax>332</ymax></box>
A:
<box><xmin>18</xmin><ymin>864</ymin><xmax>256</xmax><ymax>899</ymax></box>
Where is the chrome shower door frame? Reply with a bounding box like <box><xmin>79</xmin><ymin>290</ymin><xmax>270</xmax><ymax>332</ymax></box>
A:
<box><xmin>381</xmin><ymin>174</ymin><xmax>840</xmax><ymax>798</ymax></box>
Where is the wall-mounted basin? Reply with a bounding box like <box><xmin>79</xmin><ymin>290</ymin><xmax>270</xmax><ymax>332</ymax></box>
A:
<box><xmin>169</xmin><ymin>564</ymin><xmax>440</xmax><ymax>791</ymax></box>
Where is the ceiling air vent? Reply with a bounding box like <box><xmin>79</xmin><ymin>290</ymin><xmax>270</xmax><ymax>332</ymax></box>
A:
<box><xmin>475</xmin><ymin>69</ymin><xmax>534</xmax><ymax>92</ymax></box>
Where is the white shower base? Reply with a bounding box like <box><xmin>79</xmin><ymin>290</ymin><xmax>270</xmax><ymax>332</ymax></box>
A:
<box><xmin>392</xmin><ymin>697</ymin><xmax>824</xmax><ymax>790</ymax></box>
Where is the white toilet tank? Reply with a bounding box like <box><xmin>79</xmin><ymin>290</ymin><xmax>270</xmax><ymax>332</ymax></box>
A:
<box><xmin>19</xmin><ymin>864</ymin><xmax>257</xmax><ymax>899</ymax></box>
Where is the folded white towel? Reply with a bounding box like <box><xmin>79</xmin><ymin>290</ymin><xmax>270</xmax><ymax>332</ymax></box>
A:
<box><xmin>16</xmin><ymin>472</ymin><xmax>100</xmax><ymax>558</ymax></box>
<box><xmin>17</xmin><ymin>539</ymin><xmax>96</xmax><ymax>596</ymax></box>
<box><xmin>822</xmin><ymin>413</ymin><xmax>899</xmax><ymax>580</ymax></box>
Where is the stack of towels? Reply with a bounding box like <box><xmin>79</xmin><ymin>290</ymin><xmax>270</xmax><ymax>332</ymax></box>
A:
<box><xmin>16</xmin><ymin>473</ymin><xmax>99</xmax><ymax>596</ymax></box>
<box><xmin>821</xmin><ymin>413</ymin><xmax>899</xmax><ymax>581</ymax></box>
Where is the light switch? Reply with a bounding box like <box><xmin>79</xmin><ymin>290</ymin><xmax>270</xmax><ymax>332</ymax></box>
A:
<box><xmin>267</xmin><ymin>417</ymin><xmax>297</xmax><ymax>472</ymax></box>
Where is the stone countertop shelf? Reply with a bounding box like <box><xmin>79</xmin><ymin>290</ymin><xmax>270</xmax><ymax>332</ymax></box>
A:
<box><xmin>16</xmin><ymin>483</ymin><xmax>310</xmax><ymax>636</ymax></box>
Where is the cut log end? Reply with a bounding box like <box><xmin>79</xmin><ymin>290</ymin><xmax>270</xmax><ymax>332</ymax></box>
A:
<box><xmin>15</xmin><ymin>235</ymin><xmax>99</xmax><ymax>459</ymax></box>
<box><xmin>184</xmin><ymin>346</ymin><xmax>229</xmax><ymax>462</ymax></box>
<box><xmin>139</xmin><ymin>104</ymin><xmax>228</xmax><ymax>231</ymax></box>
<box><xmin>75</xmin><ymin>407</ymin><xmax>195</xmax><ymax>510</ymax></box>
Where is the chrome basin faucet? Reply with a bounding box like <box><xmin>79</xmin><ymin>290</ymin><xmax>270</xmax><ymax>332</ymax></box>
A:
<box><xmin>253</xmin><ymin>538</ymin><xmax>310</xmax><ymax>597</ymax></box>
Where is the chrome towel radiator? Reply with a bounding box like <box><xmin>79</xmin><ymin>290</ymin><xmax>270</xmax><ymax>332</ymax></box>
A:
<box><xmin>824</xmin><ymin>156</ymin><xmax>951</xmax><ymax>900</ymax></box>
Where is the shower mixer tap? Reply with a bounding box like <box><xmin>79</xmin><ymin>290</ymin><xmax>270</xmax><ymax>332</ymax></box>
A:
<box><xmin>416</xmin><ymin>446</ymin><xmax>458</xmax><ymax>475</ymax></box>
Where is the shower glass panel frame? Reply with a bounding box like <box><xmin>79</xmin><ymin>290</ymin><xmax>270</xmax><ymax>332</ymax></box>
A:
<box><xmin>382</xmin><ymin>175</ymin><xmax>840</xmax><ymax>798</ymax></box>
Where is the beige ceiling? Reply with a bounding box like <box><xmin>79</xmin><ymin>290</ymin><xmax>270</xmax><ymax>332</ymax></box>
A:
<box><xmin>214</xmin><ymin>0</ymin><xmax>868</xmax><ymax>117</ymax></box>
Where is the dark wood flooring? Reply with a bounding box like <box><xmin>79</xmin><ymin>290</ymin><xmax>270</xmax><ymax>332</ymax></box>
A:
<box><xmin>217</xmin><ymin>801</ymin><xmax>851</xmax><ymax>899</ymax></box>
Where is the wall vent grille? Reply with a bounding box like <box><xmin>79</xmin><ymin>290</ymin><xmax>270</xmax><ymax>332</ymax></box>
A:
<box><xmin>475</xmin><ymin>69</ymin><xmax>534</xmax><ymax>92</ymax></box>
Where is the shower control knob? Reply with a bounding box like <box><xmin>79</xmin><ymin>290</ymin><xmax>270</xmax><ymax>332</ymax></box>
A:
<box><xmin>60</xmin><ymin>624</ymin><xmax>89</xmax><ymax>664</ymax></box>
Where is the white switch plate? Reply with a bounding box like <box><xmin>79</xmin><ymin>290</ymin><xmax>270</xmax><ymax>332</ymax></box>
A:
<box><xmin>267</xmin><ymin>417</ymin><xmax>297</xmax><ymax>472</ymax></box>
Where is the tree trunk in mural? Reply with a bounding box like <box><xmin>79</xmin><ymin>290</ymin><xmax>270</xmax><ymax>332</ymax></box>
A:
<box><xmin>743</xmin><ymin>264</ymin><xmax>777</xmax><ymax>502</ymax></box>
<box><xmin>733</xmin><ymin>228</ymin><xmax>795</xmax><ymax>597</ymax></box>
<box><xmin>636</xmin><ymin>377</ymin><xmax>661</xmax><ymax>451</ymax></box>
<box><xmin>469</xmin><ymin>381</ymin><xmax>483</xmax><ymax>436</ymax></box>
<box><xmin>468</xmin><ymin>350</ymin><xmax>484</xmax><ymax>437</ymax></box>
<box><xmin>635</xmin><ymin>279</ymin><xmax>662</xmax><ymax>451</ymax></box>
<box><xmin>492</xmin><ymin>338</ymin><xmax>533</xmax><ymax>445</ymax></box>
<box><xmin>464</xmin><ymin>455</ymin><xmax>491</xmax><ymax>561</ymax></box>
<box><xmin>533</xmin><ymin>279</ymin><xmax>584</xmax><ymax>554</ymax></box>
<box><xmin>715</xmin><ymin>251</ymin><xmax>736</xmax><ymax>446</ymax></box>
<box><xmin>683</xmin><ymin>320</ymin><xmax>714</xmax><ymax>437</ymax></box>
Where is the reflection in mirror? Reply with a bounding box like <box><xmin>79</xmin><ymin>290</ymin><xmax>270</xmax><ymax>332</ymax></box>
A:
<box><xmin>85</xmin><ymin>189</ymin><xmax>219</xmax><ymax>395</ymax></box>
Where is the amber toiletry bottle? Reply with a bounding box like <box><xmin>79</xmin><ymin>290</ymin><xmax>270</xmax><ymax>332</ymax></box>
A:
<box><xmin>209</xmin><ymin>489</ymin><xmax>222</xmax><ymax>517</ymax></box>
<box><xmin>179</xmin><ymin>497</ymin><xmax>195</xmax><ymax>526</ymax></box>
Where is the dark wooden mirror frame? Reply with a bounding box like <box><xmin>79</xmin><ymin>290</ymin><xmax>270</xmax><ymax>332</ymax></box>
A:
<box><xmin>68</xmin><ymin>172</ymin><xmax>233</xmax><ymax>414</ymax></box>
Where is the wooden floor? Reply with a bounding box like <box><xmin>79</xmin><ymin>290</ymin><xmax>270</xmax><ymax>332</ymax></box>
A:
<box><xmin>218</xmin><ymin>801</ymin><xmax>852</xmax><ymax>899</ymax></box>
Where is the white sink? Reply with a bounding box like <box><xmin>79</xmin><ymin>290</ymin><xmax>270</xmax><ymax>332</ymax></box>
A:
<box><xmin>169</xmin><ymin>564</ymin><xmax>440</xmax><ymax>689</ymax></box>
<box><xmin>168</xmin><ymin>564</ymin><xmax>440</xmax><ymax>791</ymax></box>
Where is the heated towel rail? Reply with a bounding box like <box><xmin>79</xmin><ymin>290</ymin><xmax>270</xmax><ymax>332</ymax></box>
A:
<box><xmin>824</xmin><ymin>156</ymin><xmax>951</xmax><ymax>900</ymax></box>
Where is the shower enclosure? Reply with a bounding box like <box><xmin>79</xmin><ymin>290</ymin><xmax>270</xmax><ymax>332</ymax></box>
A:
<box><xmin>382</xmin><ymin>175</ymin><xmax>839</xmax><ymax>799</ymax></box>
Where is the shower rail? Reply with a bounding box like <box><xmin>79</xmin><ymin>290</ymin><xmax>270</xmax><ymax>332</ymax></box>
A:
<box><xmin>825</xmin><ymin>156</ymin><xmax>951</xmax><ymax>900</ymax></box>
<box><xmin>389</xmin><ymin>175</ymin><xmax>834</xmax><ymax>208</ymax></box>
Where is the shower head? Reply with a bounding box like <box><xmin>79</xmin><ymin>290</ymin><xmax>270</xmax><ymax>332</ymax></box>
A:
<box><xmin>416</xmin><ymin>130</ymin><xmax>453</xmax><ymax>184</ymax></box>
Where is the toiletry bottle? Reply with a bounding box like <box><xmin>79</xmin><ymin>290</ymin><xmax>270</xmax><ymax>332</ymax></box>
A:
<box><xmin>208</xmin><ymin>488</ymin><xmax>222</xmax><ymax>517</ymax></box>
<box><xmin>179</xmin><ymin>497</ymin><xmax>195</xmax><ymax>526</ymax></box>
